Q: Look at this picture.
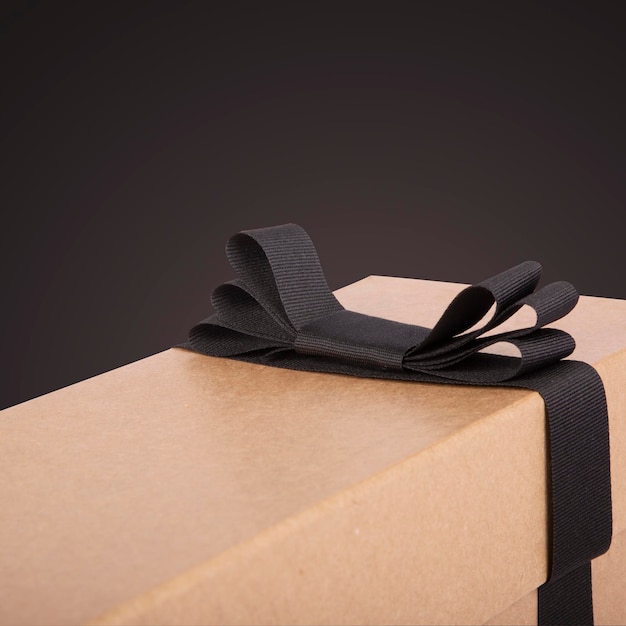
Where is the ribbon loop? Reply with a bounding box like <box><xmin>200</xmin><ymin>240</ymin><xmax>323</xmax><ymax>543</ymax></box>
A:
<box><xmin>211</xmin><ymin>281</ymin><xmax>295</xmax><ymax>340</ymax></box>
<box><xmin>479</xmin><ymin>260</ymin><xmax>543</xmax><ymax>314</ymax></box>
<box><xmin>227</xmin><ymin>224</ymin><xmax>342</xmax><ymax>330</ymax></box>
<box><xmin>519</xmin><ymin>281</ymin><xmax>579</xmax><ymax>328</ymax></box>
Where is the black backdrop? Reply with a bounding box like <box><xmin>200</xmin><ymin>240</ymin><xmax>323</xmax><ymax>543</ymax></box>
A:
<box><xmin>2</xmin><ymin>1</ymin><xmax>625</xmax><ymax>409</ymax></box>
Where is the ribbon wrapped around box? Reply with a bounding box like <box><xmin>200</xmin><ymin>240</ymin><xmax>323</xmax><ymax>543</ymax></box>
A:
<box><xmin>1</xmin><ymin>224</ymin><xmax>625</xmax><ymax>626</ymax></box>
<box><xmin>187</xmin><ymin>224</ymin><xmax>611</xmax><ymax>625</ymax></box>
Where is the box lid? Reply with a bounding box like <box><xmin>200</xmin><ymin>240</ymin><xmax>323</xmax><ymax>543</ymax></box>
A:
<box><xmin>1</xmin><ymin>276</ymin><xmax>625</xmax><ymax>625</ymax></box>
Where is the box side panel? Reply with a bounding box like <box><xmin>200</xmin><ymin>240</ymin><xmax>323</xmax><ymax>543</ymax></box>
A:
<box><xmin>91</xmin><ymin>393</ymin><xmax>550</xmax><ymax>626</ymax></box>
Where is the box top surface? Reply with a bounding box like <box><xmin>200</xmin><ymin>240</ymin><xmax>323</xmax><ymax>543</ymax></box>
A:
<box><xmin>1</xmin><ymin>276</ymin><xmax>625</xmax><ymax>625</ymax></box>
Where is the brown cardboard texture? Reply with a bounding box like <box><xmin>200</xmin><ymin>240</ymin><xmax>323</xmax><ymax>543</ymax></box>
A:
<box><xmin>1</xmin><ymin>275</ymin><xmax>625</xmax><ymax>625</ymax></box>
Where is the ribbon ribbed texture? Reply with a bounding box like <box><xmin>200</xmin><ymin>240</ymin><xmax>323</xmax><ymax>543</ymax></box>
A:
<box><xmin>186</xmin><ymin>223</ymin><xmax>612</xmax><ymax>625</ymax></box>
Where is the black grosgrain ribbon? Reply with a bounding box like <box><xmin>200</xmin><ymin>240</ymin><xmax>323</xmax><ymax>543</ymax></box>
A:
<box><xmin>187</xmin><ymin>224</ymin><xmax>611</xmax><ymax>625</ymax></box>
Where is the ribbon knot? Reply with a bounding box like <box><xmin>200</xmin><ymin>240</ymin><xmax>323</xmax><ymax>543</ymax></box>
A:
<box><xmin>295</xmin><ymin>310</ymin><xmax>417</xmax><ymax>370</ymax></box>
<box><xmin>189</xmin><ymin>223</ymin><xmax>579</xmax><ymax>385</ymax></box>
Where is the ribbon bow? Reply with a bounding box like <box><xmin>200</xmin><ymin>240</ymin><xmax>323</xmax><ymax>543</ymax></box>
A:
<box><xmin>189</xmin><ymin>223</ymin><xmax>578</xmax><ymax>384</ymax></box>
<box><xmin>186</xmin><ymin>223</ymin><xmax>611</xmax><ymax>626</ymax></box>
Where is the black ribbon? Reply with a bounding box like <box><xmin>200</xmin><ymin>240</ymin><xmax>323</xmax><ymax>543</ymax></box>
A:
<box><xmin>186</xmin><ymin>223</ymin><xmax>612</xmax><ymax>625</ymax></box>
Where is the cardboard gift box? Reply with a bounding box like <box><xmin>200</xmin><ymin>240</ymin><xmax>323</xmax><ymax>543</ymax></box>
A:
<box><xmin>1</xmin><ymin>275</ymin><xmax>625</xmax><ymax>626</ymax></box>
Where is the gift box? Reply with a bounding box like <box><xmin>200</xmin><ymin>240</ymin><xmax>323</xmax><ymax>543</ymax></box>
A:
<box><xmin>1</xmin><ymin>274</ymin><xmax>624</xmax><ymax>625</ymax></box>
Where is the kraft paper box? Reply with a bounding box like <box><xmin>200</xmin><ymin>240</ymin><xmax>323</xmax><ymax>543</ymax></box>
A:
<box><xmin>1</xmin><ymin>275</ymin><xmax>625</xmax><ymax>626</ymax></box>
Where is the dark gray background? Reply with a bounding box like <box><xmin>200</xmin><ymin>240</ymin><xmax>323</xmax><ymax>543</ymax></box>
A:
<box><xmin>2</xmin><ymin>1</ymin><xmax>624</xmax><ymax>409</ymax></box>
